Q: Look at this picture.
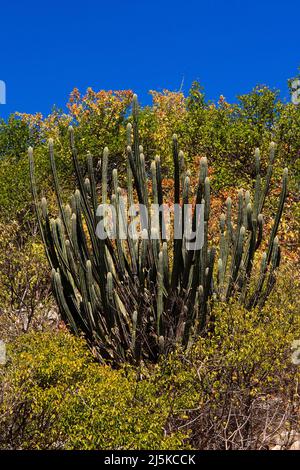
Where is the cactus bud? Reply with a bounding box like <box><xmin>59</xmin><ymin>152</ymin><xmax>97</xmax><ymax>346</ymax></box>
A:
<box><xmin>86</xmin><ymin>259</ymin><xmax>92</xmax><ymax>270</ymax></box>
<box><xmin>219</xmin><ymin>213</ymin><xmax>226</xmax><ymax>231</ymax></box>
<box><xmin>151</xmin><ymin>227</ymin><xmax>159</xmax><ymax>240</ymax></box>
<box><xmin>158</xmin><ymin>335</ymin><xmax>165</xmax><ymax>352</ymax></box>
<box><xmin>141</xmin><ymin>228</ymin><xmax>148</xmax><ymax>240</ymax></box>
<box><xmin>255</xmin><ymin>148</ymin><xmax>260</xmax><ymax>174</ymax></box>
<box><xmin>41</xmin><ymin>197</ymin><xmax>48</xmax><ymax>218</ymax></box>
<box><xmin>245</xmin><ymin>190</ymin><xmax>250</xmax><ymax>206</ymax></box>
<box><xmin>106</xmin><ymin>272</ymin><xmax>113</xmax><ymax>301</ymax></box>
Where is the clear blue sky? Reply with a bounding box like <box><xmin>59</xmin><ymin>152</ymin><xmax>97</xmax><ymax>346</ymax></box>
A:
<box><xmin>0</xmin><ymin>0</ymin><xmax>299</xmax><ymax>119</ymax></box>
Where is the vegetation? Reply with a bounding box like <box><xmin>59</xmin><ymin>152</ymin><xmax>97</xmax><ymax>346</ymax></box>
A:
<box><xmin>0</xmin><ymin>330</ymin><xmax>188</xmax><ymax>450</ymax></box>
<box><xmin>29</xmin><ymin>95</ymin><xmax>288</xmax><ymax>364</ymax></box>
<box><xmin>1</xmin><ymin>79</ymin><xmax>300</xmax><ymax>219</ymax></box>
<box><xmin>0</xmin><ymin>76</ymin><xmax>299</xmax><ymax>449</ymax></box>
<box><xmin>0</xmin><ymin>270</ymin><xmax>299</xmax><ymax>449</ymax></box>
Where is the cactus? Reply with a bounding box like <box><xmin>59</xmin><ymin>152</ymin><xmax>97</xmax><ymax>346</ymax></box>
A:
<box><xmin>29</xmin><ymin>95</ymin><xmax>288</xmax><ymax>364</ymax></box>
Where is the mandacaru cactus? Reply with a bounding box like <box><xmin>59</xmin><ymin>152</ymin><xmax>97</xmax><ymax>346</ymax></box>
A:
<box><xmin>29</xmin><ymin>94</ymin><xmax>288</xmax><ymax>364</ymax></box>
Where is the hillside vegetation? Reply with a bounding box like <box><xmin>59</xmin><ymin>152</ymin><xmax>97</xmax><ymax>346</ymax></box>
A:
<box><xmin>0</xmin><ymin>80</ymin><xmax>299</xmax><ymax>449</ymax></box>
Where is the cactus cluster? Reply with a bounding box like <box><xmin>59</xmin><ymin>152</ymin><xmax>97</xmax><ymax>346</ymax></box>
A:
<box><xmin>29</xmin><ymin>95</ymin><xmax>288</xmax><ymax>364</ymax></box>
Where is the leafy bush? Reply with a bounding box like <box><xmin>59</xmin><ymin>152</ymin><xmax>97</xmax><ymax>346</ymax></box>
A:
<box><xmin>0</xmin><ymin>221</ymin><xmax>56</xmax><ymax>340</ymax></box>
<box><xmin>155</xmin><ymin>267</ymin><xmax>300</xmax><ymax>449</ymax></box>
<box><xmin>0</xmin><ymin>143</ymin><xmax>64</xmax><ymax>219</ymax></box>
<box><xmin>0</xmin><ymin>116</ymin><xmax>33</xmax><ymax>160</ymax></box>
<box><xmin>0</xmin><ymin>330</ymin><xmax>189</xmax><ymax>450</ymax></box>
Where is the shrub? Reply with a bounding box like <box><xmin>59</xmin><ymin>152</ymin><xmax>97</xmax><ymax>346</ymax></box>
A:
<box><xmin>0</xmin><ymin>268</ymin><xmax>298</xmax><ymax>450</ymax></box>
<box><xmin>155</xmin><ymin>266</ymin><xmax>300</xmax><ymax>449</ymax></box>
<box><xmin>0</xmin><ymin>116</ymin><xmax>33</xmax><ymax>161</ymax></box>
<box><xmin>0</xmin><ymin>330</ymin><xmax>189</xmax><ymax>450</ymax></box>
<box><xmin>0</xmin><ymin>221</ymin><xmax>56</xmax><ymax>341</ymax></box>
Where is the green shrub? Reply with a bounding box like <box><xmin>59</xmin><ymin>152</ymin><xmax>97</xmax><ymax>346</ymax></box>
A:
<box><xmin>156</xmin><ymin>266</ymin><xmax>300</xmax><ymax>449</ymax></box>
<box><xmin>0</xmin><ymin>116</ymin><xmax>33</xmax><ymax>160</ymax></box>
<box><xmin>0</xmin><ymin>221</ymin><xmax>55</xmax><ymax>340</ymax></box>
<box><xmin>0</xmin><ymin>330</ymin><xmax>189</xmax><ymax>450</ymax></box>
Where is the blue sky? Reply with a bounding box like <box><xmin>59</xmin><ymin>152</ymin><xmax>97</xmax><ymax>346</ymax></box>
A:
<box><xmin>0</xmin><ymin>0</ymin><xmax>299</xmax><ymax>119</ymax></box>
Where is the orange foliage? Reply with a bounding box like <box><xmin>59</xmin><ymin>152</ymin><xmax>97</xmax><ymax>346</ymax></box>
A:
<box><xmin>67</xmin><ymin>87</ymin><xmax>133</xmax><ymax>123</ymax></box>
